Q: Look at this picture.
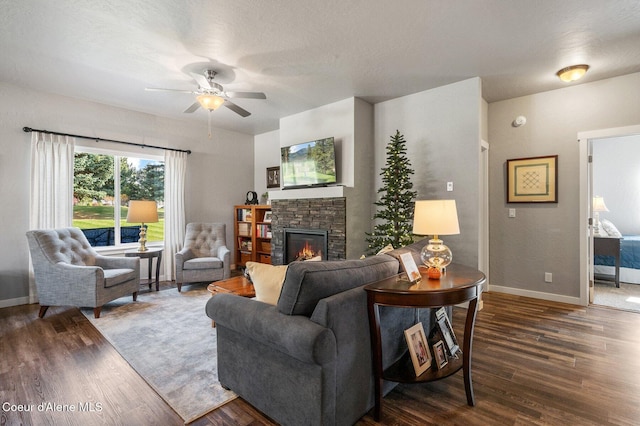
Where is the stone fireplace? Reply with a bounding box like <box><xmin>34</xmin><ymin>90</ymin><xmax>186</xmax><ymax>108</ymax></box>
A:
<box><xmin>283</xmin><ymin>228</ymin><xmax>328</xmax><ymax>263</ymax></box>
<box><xmin>270</xmin><ymin>197</ymin><xmax>346</xmax><ymax>265</ymax></box>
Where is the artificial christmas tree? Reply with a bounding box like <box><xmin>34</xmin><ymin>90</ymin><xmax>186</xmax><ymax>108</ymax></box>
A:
<box><xmin>366</xmin><ymin>130</ymin><xmax>417</xmax><ymax>254</ymax></box>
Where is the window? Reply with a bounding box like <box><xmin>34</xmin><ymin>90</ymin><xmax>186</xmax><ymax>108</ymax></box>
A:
<box><xmin>73</xmin><ymin>148</ymin><xmax>164</xmax><ymax>247</ymax></box>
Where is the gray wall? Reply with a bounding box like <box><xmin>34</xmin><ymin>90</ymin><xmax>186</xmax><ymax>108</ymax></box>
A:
<box><xmin>0</xmin><ymin>81</ymin><xmax>253</xmax><ymax>307</ymax></box>
<box><xmin>488</xmin><ymin>72</ymin><xmax>640</xmax><ymax>301</ymax></box>
<box><xmin>374</xmin><ymin>78</ymin><xmax>483</xmax><ymax>268</ymax></box>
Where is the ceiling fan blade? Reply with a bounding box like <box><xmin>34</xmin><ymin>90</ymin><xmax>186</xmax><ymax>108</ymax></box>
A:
<box><xmin>190</xmin><ymin>72</ymin><xmax>212</xmax><ymax>89</ymax></box>
<box><xmin>225</xmin><ymin>91</ymin><xmax>267</xmax><ymax>99</ymax></box>
<box><xmin>183</xmin><ymin>101</ymin><xmax>201</xmax><ymax>113</ymax></box>
<box><xmin>145</xmin><ymin>87</ymin><xmax>195</xmax><ymax>94</ymax></box>
<box><xmin>224</xmin><ymin>100</ymin><xmax>251</xmax><ymax>117</ymax></box>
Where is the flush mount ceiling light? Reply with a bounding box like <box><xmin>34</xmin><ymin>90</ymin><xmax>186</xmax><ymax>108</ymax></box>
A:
<box><xmin>556</xmin><ymin>64</ymin><xmax>590</xmax><ymax>82</ymax></box>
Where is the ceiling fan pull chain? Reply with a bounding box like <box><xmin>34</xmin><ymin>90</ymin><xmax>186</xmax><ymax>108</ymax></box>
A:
<box><xmin>208</xmin><ymin>110</ymin><xmax>213</xmax><ymax>139</ymax></box>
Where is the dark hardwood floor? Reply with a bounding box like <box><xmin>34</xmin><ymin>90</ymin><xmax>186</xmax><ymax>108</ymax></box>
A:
<box><xmin>2</xmin><ymin>286</ymin><xmax>640</xmax><ymax>425</ymax></box>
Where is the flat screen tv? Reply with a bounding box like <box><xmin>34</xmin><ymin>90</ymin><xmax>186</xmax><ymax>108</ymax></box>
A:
<box><xmin>280</xmin><ymin>137</ymin><xmax>337</xmax><ymax>189</ymax></box>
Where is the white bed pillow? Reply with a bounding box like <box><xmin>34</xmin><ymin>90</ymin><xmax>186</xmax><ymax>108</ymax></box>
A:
<box><xmin>601</xmin><ymin>219</ymin><xmax>622</xmax><ymax>238</ymax></box>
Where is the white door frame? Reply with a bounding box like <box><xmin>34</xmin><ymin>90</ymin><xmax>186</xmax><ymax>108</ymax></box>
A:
<box><xmin>579</xmin><ymin>124</ymin><xmax>640</xmax><ymax>306</ymax></box>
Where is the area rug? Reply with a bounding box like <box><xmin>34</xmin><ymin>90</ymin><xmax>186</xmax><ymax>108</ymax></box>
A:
<box><xmin>82</xmin><ymin>286</ymin><xmax>236</xmax><ymax>424</ymax></box>
<box><xmin>593</xmin><ymin>280</ymin><xmax>640</xmax><ymax>313</ymax></box>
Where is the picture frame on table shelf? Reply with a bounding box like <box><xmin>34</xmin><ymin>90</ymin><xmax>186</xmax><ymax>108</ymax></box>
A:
<box><xmin>266</xmin><ymin>166</ymin><xmax>280</xmax><ymax>188</ymax></box>
<box><xmin>506</xmin><ymin>155</ymin><xmax>558</xmax><ymax>203</ymax></box>
<box><xmin>433</xmin><ymin>340</ymin><xmax>448</xmax><ymax>370</ymax></box>
<box><xmin>263</xmin><ymin>211</ymin><xmax>272</xmax><ymax>222</ymax></box>
<box><xmin>435</xmin><ymin>307</ymin><xmax>460</xmax><ymax>357</ymax></box>
<box><xmin>399</xmin><ymin>252</ymin><xmax>422</xmax><ymax>283</ymax></box>
<box><xmin>404</xmin><ymin>323</ymin><xmax>432</xmax><ymax>376</ymax></box>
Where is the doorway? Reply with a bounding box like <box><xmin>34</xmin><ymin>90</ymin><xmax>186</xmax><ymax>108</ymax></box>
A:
<box><xmin>579</xmin><ymin>124</ymin><xmax>640</xmax><ymax>311</ymax></box>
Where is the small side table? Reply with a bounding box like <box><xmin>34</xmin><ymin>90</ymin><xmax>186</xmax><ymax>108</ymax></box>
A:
<box><xmin>365</xmin><ymin>263</ymin><xmax>486</xmax><ymax>421</ymax></box>
<box><xmin>125</xmin><ymin>247</ymin><xmax>163</xmax><ymax>291</ymax></box>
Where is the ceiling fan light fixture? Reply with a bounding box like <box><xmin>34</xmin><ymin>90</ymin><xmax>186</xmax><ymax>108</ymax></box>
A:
<box><xmin>197</xmin><ymin>94</ymin><xmax>225</xmax><ymax>111</ymax></box>
<box><xmin>556</xmin><ymin>64</ymin><xmax>589</xmax><ymax>82</ymax></box>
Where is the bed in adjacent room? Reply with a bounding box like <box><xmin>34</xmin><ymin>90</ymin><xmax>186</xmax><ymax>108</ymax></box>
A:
<box><xmin>594</xmin><ymin>219</ymin><xmax>640</xmax><ymax>285</ymax></box>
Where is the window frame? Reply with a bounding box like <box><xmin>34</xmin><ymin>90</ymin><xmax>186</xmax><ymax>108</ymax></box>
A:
<box><xmin>74</xmin><ymin>145</ymin><xmax>165</xmax><ymax>252</ymax></box>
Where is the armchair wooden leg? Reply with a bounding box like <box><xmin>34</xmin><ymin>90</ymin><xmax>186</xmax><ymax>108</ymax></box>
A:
<box><xmin>93</xmin><ymin>307</ymin><xmax>102</xmax><ymax>318</ymax></box>
<box><xmin>38</xmin><ymin>305</ymin><xmax>49</xmax><ymax>318</ymax></box>
<box><xmin>177</xmin><ymin>282</ymin><xmax>182</xmax><ymax>292</ymax></box>
<box><xmin>133</xmin><ymin>291</ymin><xmax>138</xmax><ymax>301</ymax></box>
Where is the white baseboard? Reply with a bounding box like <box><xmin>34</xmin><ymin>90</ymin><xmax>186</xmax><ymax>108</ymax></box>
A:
<box><xmin>0</xmin><ymin>296</ymin><xmax>31</xmax><ymax>309</ymax></box>
<box><xmin>489</xmin><ymin>285</ymin><xmax>583</xmax><ymax>306</ymax></box>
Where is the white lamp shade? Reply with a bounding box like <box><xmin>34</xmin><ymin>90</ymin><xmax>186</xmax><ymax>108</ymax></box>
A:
<box><xmin>126</xmin><ymin>200</ymin><xmax>159</xmax><ymax>223</ymax></box>
<box><xmin>413</xmin><ymin>200</ymin><xmax>460</xmax><ymax>236</ymax></box>
<box><xmin>592</xmin><ymin>196</ymin><xmax>609</xmax><ymax>213</ymax></box>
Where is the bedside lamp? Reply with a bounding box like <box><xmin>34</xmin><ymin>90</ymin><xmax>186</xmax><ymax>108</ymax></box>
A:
<box><xmin>126</xmin><ymin>200</ymin><xmax>159</xmax><ymax>252</ymax></box>
<box><xmin>592</xmin><ymin>196</ymin><xmax>609</xmax><ymax>237</ymax></box>
<box><xmin>412</xmin><ymin>200</ymin><xmax>460</xmax><ymax>278</ymax></box>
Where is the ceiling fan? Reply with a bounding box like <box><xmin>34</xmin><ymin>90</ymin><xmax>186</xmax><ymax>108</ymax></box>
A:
<box><xmin>145</xmin><ymin>69</ymin><xmax>266</xmax><ymax>117</ymax></box>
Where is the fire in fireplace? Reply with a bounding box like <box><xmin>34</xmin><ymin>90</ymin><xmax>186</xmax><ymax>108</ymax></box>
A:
<box><xmin>283</xmin><ymin>228</ymin><xmax>329</xmax><ymax>264</ymax></box>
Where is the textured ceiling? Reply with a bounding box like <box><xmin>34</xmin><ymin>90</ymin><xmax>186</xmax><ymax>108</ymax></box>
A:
<box><xmin>2</xmin><ymin>0</ymin><xmax>640</xmax><ymax>135</ymax></box>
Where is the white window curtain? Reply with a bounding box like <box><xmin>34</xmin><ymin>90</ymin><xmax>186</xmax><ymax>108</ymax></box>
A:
<box><xmin>29</xmin><ymin>131</ymin><xmax>75</xmax><ymax>301</ymax></box>
<box><xmin>163</xmin><ymin>150</ymin><xmax>187</xmax><ymax>281</ymax></box>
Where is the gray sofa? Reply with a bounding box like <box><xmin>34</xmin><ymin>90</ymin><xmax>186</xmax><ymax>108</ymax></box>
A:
<box><xmin>206</xmin><ymin>241</ymin><xmax>437</xmax><ymax>425</ymax></box>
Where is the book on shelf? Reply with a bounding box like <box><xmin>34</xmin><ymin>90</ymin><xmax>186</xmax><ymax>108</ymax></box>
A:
<box><xmin>256</xmin><ymin>224</ymin><xmax>272</xmax><ymax>238</ymax></box>
<box><xmin>238</xmin><ymin>222</ymin><xmax>251</xmax><ymax>236</ymax></box>
<box><xmin>237</xmin><ymin>208</ymin><xmax>252</xmax><ymax>221</ymax></box>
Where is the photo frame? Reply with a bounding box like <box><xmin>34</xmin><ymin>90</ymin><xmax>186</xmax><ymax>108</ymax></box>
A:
<box><xmin>263</xmin><ymin>211</ymin><xmax>272</xmax><ymax>222</ymax></box>
<box><xmin>404</xmin><ymin>323</ymin><xmax>432</xmax><ymax>376</ymax></box>
<box><xmin>399</xmin><ymin>252</ymin><xmax>422</xmax><ymax>283</ymax></box>
<box><xmin>435</xmin><ymin>307</ymin><xmax>459</xmax><ymax>357</ymax></box>
<box><xmin>266</xmin><ymin>166</ymin><xmax>280</xmax><ymax>189</ymax></box>
<box><xmin>433</xmin><ymin>340</ymin><xmax>448</xmax><ymax>370</ymax></box>
<box><xmin>506</xmin><ymin>155</ymin><xmax>558</xmax><ymax>203</ymax></box>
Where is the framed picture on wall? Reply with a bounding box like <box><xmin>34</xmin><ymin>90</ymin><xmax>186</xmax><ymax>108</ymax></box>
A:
<box><xmin>507</xmin><ymin>155</ymin><xmax>558</xmax><ymax>203</ymax></box>
<box><xmin>267</xmin><ymin>166</ymin><xmax>280</xmax><ymax>188</ymax></box>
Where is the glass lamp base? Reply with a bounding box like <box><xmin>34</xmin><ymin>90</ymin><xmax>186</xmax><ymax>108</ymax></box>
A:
<box><xmin>420</xmin><ymin>238</ymin><xmax>453</xmax><ymax>272</ymax></box>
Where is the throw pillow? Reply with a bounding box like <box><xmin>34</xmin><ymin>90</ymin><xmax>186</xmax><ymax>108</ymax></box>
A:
<box><xmin>376</xmin><ymin>244</ymin><xmax>394</xmax><ymax>255</ymax></box>
<box><xmin>245</xmin><ymin>261</ymin><xmax>288</xmax><ymax>305</ymax></box>
<box><xmin>601</xmin><ymin>219</ymin><xmax>622</xmax><ymax>238</ymax></box>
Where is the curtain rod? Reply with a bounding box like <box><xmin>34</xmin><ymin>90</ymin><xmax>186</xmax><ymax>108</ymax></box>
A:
<box><xmin>22</xmin><ymin>127</ymin><xmax>192</xmax><ymax>154</ymax></box>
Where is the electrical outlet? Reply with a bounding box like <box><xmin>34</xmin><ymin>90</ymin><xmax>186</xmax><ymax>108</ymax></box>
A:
<box><xmin>545</xmin><ymin>272</ymin><xmax>552</xmax><ymax>283</ymax></box>
<box><xmin>509</xmin><ymin>208</ymin><xmax>516</xmax><ymax>218</ymax></box>
<box><xmin>446</xmin><ymin>181</ymin><xmax>454</xmax><ymax>192</ymax></box>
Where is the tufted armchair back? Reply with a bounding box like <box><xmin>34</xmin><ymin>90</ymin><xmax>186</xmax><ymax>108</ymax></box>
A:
<box><xmin>183</xmin><ymin>223</ymin><xmax>227</xmax><ymax>257</ymax></box>
<box><xmin>28</xmin><ymin>227</ymin><xmax>99</xmax><ymax>266</ymax></box>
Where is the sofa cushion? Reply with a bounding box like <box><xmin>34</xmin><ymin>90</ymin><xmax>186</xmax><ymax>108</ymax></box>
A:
<box><xmin>277</xmin><ymin>255</ymin><xmax>399</xmax><ymax>316</ymax></box>
<box><xmin>103</xmin><ymin>268</ymin><xmax>137</xmax><ymax>288</ymax></box>
<box><xmin>246</xmin><ymin>261</ymin><xmax>288</xmax><ymax>305</ymax></box>
<box><xmin>183</xmin><ymin>257</ymin><xmax>222</xmax><ymax>270</ymax></box>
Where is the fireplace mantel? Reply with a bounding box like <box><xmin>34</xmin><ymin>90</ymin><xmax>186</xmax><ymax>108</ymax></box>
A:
<box><xmin>268</xmin><ymin>186</ymin><xmax>345</xmax><ymax>201</ymax></box>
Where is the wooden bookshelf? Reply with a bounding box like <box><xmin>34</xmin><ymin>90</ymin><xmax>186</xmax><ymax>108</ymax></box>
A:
<box><xmin>234</xmin><ymin>205</ymin><xmax>272</xmax><ymax>268</ymax></box>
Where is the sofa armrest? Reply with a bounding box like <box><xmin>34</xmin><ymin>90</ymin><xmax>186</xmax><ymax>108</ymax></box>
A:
<box><xmin>175</xmin><ymin>247</ymin><xmax>194</xmax><ymax>267</ymax></box>
<box><xmin>218</xmin><ymin>245</ymin><xmax>231</xmax><ymax>278</ymax></box>
<box><xmin>206</xmin><ymin>294</ymin><xmax>336</xmax><ymax>365</ymax></box>
<box><xmin>95</xmin><ymin>255</ymin><xmax>139</xmax><ymax>271</ymax></box>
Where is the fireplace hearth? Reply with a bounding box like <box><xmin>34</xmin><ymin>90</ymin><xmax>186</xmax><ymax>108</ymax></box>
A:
<box><xmin>284</xmin><ymin>228</ymin><xmax>329</xmax><ymax>264</ymax></box>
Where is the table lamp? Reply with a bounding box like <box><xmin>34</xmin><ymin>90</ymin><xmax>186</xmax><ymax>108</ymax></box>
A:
<box><xmin>592</xmin><ymin>196</ymin><xmax>609</xmax><ymax>237</ymax></box>
<box><xmin>412</xmin><ymin>200</ymin><xmax>460</xmax><ymax>278</ymax></box>
<box><xmin>126</xmin><ymin>200</ymin><xmax>159</xmax><ymax>252</ymax></box>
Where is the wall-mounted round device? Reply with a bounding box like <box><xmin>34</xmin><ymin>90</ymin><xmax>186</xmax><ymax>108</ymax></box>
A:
<box><xmin>512</xmin><ymin>116</ymin><xmax>527</xmax><ymax>127</ymax></box>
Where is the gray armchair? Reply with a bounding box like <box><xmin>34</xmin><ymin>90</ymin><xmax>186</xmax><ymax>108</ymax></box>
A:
<box><xmin>26</xmin><ymin>227</ymin><xmax>140</xmax><ymax>318</ymax></box>
<box><xmin>175</xmin><ymin>223</ymin><xmax>231</xmax><ymax>292</ymax></box>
